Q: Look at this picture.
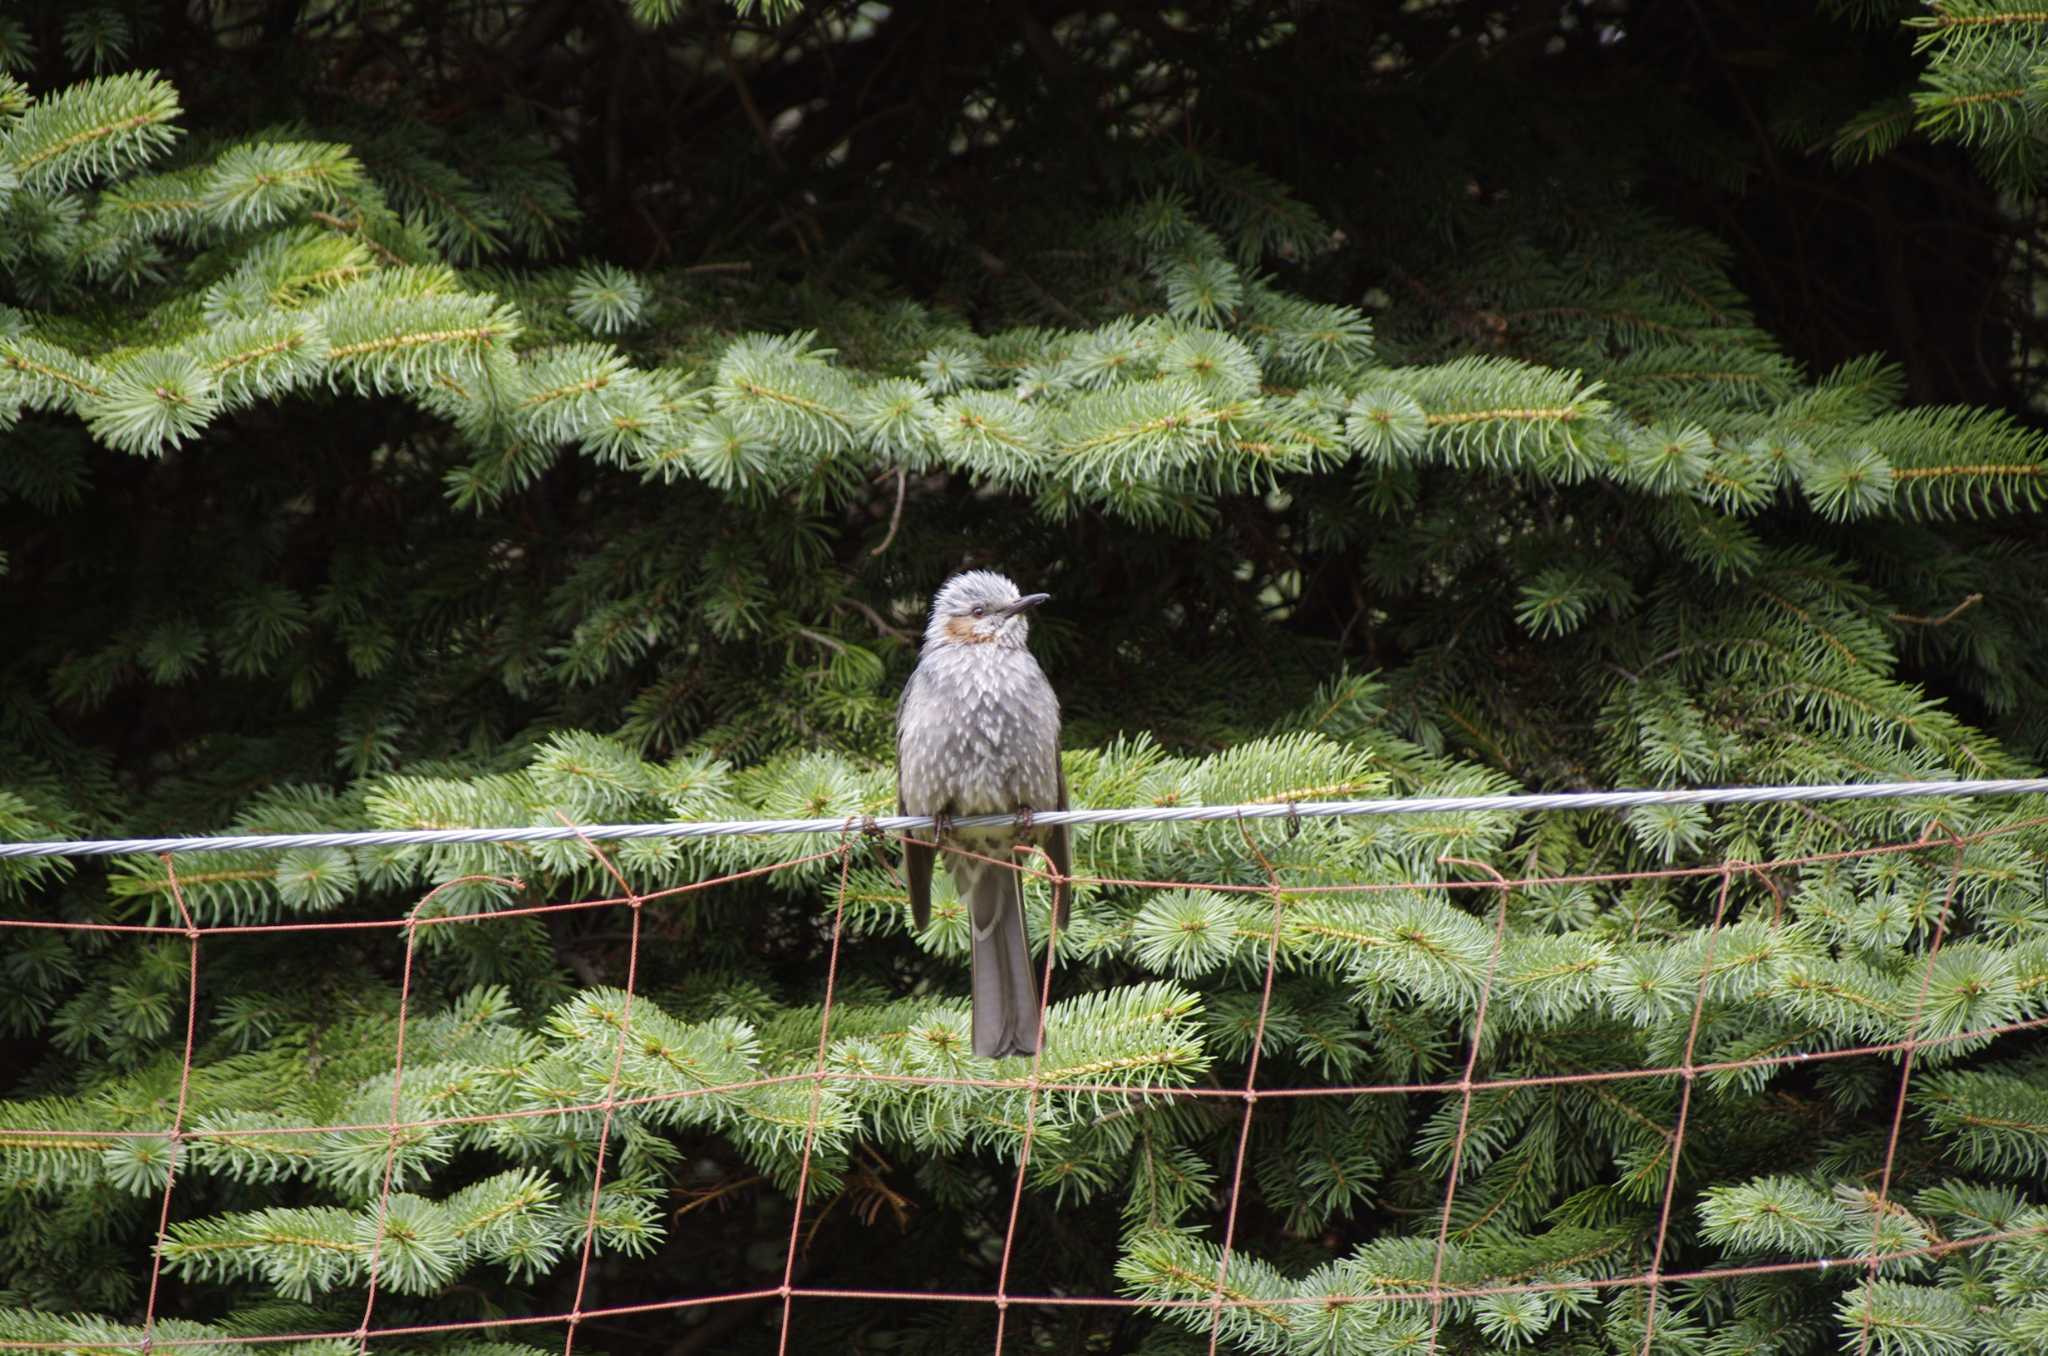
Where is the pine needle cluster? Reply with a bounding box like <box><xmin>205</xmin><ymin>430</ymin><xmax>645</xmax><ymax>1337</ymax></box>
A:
<box><xmin>3</xmin><ymin>3</ymin><xmax>2048</xmax><ymax>1353</ymax></box>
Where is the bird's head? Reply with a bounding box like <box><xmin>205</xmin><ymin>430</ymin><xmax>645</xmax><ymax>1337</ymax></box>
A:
<box><xmin>923</xmin><ymin>570</ymin><xmax>1049</xmax><ymax>650</ymax></box>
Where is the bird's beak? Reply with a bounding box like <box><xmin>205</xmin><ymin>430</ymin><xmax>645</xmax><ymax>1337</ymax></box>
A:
<box><xmin>1002</xmin><ymin>593</ymin><xmax>1050</xmax><ymax>615</ymax></box>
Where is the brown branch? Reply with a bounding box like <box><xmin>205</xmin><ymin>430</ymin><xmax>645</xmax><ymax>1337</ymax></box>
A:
<box><xmin>1891</xmin><ymin>594</ymin><xmax>1985</xmax><ymax>627</ymax></box>
<box><xmin>869</xmin><ymin>468</ymin><xmax>909</xmax><ymax>557</ymax></box>
<box><xmin>833</xmin><ymin>597</ymin><xmax>912</xmax><ymax>644</ymax></box>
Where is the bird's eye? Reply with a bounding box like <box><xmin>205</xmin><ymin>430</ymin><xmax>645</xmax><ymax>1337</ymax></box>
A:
<box><xmin>970</xmin><ymin>605</ymin><xmax>986</xmax><ymax>618</ymax></box>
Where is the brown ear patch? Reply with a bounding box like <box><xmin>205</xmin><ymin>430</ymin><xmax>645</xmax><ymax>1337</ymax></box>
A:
<box><xmin>943</xmin><ymin>615</ymin><xmax>995</xmax><ymax>643</ymax></box>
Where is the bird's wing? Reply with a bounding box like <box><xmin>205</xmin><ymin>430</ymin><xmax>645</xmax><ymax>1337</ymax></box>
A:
<box><xmin>1048</xmin><ymin>761</ymin><xmax>1072</xmax><ymax>929</ymax></box>
<box><xmin>897</xmin><ymin>670</ymin><xmax>935</xmax><ymax>935</ymax></box>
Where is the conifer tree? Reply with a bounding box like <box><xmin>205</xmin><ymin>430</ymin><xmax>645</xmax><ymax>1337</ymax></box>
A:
<box><xmin>2</xmin><ymin>3</ymin><xmax>2046</xmax><ymax>1353</ymax></box>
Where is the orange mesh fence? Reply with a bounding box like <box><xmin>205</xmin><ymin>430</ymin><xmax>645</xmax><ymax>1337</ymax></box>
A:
<box><xmin>0</xmin><ymin>809</ymin><xmax>2044</xmax><ymax>1355</ymax></box>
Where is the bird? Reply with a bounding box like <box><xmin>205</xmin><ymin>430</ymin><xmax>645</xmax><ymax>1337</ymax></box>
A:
<box><xmin>896</xmin><ymin>570</ymin><xmax>1072</xmax><ymax>1059</ymax></box>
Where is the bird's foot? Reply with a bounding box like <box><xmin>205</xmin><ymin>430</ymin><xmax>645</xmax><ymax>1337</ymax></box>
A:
<box><xmin>1013</xmin><ymin>804</ymin><xmax>1035</xmax><ymax>836</ymax></box>
<box><xmin>930</xmin><ymin>810</ymin><xmax>955</xmax><ymax>843</ymax></box>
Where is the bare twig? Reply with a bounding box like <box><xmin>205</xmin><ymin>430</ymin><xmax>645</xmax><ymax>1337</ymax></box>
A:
<box><xmin>834</xmin><ymin>597</ymin><xmax>913</xmax><ymax>644</ymax></box>
<box><xmin>719</xmin><ymin>28</ymin><xmax>785</xmax><ymax>173</ymax></box>
<box><xmin>794</xmin><ymin>627</ymin><xmax>850</xmax><ymax>656</ymax></box>
<box><xmin>1891</xmin><ymin>593</ymin><xmax>1984</xmax><ymax>627</ymax></box>
<box><xmin>869</xmin><ymin>467</ymin><xmax>909</xmax><ymax>556</ymax></box>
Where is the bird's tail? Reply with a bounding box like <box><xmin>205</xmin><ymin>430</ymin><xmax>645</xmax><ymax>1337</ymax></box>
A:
<box><xmin>964</xmin><ymin>861</ymin><xmax>1042</xmax><ymax>1059</ymax></box>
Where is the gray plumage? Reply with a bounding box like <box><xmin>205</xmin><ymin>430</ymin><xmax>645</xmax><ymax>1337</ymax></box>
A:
<box><xmin>897</xmin><ymin>570</ymin><xmax>1071</xmax><ymax>1058</ymax></box>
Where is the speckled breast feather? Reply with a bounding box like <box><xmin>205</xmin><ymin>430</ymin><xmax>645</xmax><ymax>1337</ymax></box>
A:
<box><xmin>897</xmin><ymin>645</ymin><xmax>1062</xmax><ymax>845</ymax></box>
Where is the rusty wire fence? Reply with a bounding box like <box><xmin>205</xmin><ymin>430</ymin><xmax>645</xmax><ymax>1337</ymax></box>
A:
<box><xmin>3</xmin><ymin>781</ymin><xmax>2047</xmax><ymax>1354</ymax></box>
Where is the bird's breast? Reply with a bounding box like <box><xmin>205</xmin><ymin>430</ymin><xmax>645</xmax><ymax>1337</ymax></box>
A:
<box><xmin>898</xmin><ymin>647</ymin><xmax>1060</xmax><ymax>819</ymax></box>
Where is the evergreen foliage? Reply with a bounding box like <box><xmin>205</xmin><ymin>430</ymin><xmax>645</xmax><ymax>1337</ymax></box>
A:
<box><xmin>1</xmin><ymin>2</ymin><xmax>2047</xmax><ymax>1353</ymax></box>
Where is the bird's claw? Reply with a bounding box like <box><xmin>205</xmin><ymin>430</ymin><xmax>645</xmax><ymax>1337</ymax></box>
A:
<box><xmin>1013</xmin><ymin>804</ymin><xmax>1035</xmax><ymax>835</ymax></box>
<box><xmin>931</xmin><ymin>811</ymin><xmax>954</xmax><ymax>842</ymax></box>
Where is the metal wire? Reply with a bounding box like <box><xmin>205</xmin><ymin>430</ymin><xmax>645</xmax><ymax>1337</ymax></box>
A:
<box><xmin>3</xmin><ymin>777</ymin><xmax>2044</xmax><ymax>857</ymax></box>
